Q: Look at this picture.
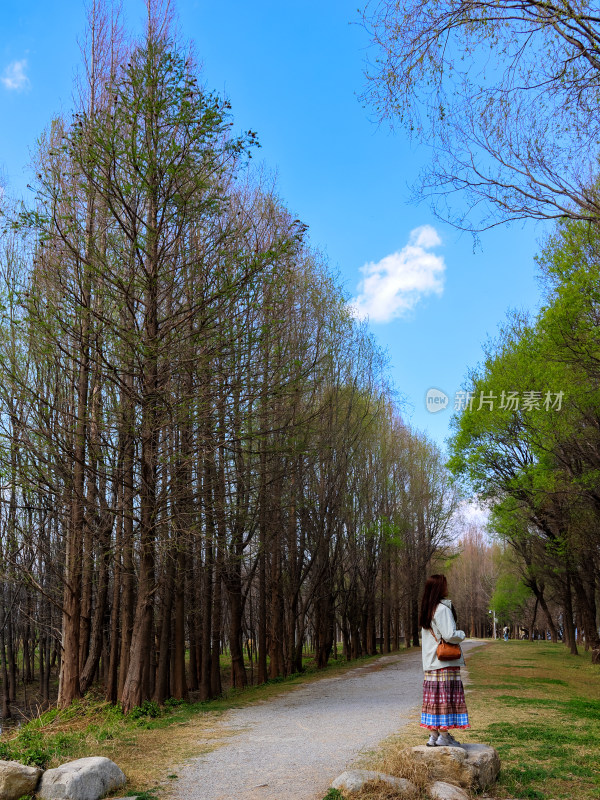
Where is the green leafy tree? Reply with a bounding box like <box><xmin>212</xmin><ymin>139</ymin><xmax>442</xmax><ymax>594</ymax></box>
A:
<box><xmin>449</xmin><ymin>218</ymin><xmax>600</xmax><ymax>661</ymax></box>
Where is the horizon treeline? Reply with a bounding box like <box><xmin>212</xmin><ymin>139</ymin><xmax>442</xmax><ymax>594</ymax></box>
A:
<box><xmin>0</xmin><ymin>1</ymin><xmax>458</xmax><ymax>715</ymax></box>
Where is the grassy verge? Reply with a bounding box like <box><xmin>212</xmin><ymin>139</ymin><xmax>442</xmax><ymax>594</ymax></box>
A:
<box><xmin>464</xmin><ymin>640</ymin><xmax>600</xmax><ymax>800</ymax></box>
<box><xmin>342</xmin><ymin>640</ymin><xmax>599</xmax><ymax>800</ymax></box>
<box><xmin>0</xmin><ymin>649</ymin><xmax>405</xmax><ymax>796</ymax></box>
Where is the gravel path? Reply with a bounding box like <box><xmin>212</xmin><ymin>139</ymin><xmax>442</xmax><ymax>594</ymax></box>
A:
<box><xmin>169</xmin><ymin>641</ymin><xmax>484</xmax><ymax>800</ymax></box>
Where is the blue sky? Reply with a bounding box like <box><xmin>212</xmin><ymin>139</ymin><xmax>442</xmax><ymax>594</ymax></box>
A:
<box><xmin>0</xmin><ymin>0</ymin><xmax>547</xmax><ymax>451</ymax></box>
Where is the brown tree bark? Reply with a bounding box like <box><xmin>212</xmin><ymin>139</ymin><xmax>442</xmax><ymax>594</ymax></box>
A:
<box><xmin>154</xmin><ymin>553</ymin><xmax>175</xmax><ymax>704</ymax></box>
<box><xmin>563</xmin><ymin>574</ymin><xmax>578</xmax><ymax>656</ymax></box>
<box><xmin>172</xmin><ymin>545</ymin><xmax>188</xmax><ymax>699</ymax></box>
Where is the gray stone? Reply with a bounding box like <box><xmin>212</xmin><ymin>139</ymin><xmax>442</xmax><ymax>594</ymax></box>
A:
<box><xmin>429</xmin><ymin>781</ymin><xmax>470</xmax><ymax>800</ymax></box>
<box><xmin>331</xmin><ymin>769</ymin><xmax>418</xmax><ymax>796</ymax></box>
<box><xmin>411</xmin><ymin>746</ymin><xmax>468</xmax><ymax>787</ymax></box>
<box><xmin>461</xmin><ymin>743</ymin><xmax>501</xmax><ymax>790</ymax></box>
<box><xmin>0</xmin><ymin>759</ymin><xmax>42</xmax><ymax>800</ymax></box>
<box><xmin>37</xmin><ymin>756</ymin><xmax>126</xmax><ymax>800</ymax></box>
<box><xmin>411</xmin><ymin>743</ymin><xmax>500</xmax><ymax>790</ymax></box>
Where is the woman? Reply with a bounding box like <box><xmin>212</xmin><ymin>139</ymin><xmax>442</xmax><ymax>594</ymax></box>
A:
<box><xmin>419</xmin><ymin>574</ymin><xmax>469</xmax><ymax>747</ymax></box>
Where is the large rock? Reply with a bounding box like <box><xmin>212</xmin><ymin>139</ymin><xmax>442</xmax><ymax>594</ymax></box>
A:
<box><xmin>38</xmin><ymin>756</ymin><xmax>126</xmax><ymax>800</ymax></box>
<box><xmin>410</xmin><ymin>746</ymin><xmax>467</xmax><ymax>788</ymax></box>
<box><xmin>461</xmin><ymin>743</ymin><xmax>501</xmax><ymax>789</ymax></box>
<box><xmin>0</xmin><ymin>759</ymin><xmax>42</xmax><ymax>800</ymax></box>
<box><xmin>331</xmin><ymin>769</ymin><xmax>418</xmax><ymax>796</ymax></box>
<box><xmin>429</xmin><ymin>780</ymin><xmax>470</xmax><ymax>800</ymax></box>
<box><xmin>410</xmin><ymin>743</ymin><xmax>500</xmax><ymax>790</ymax></box>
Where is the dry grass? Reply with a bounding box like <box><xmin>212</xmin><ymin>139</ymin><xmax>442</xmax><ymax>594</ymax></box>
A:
<box><xmin>348</xmin><ymin>778</ymin><xmax>421</xmax><ymax>800</ymax></box>
<box><xmin>343</xmin><ymin>733</ymin><xmax>479</xmax><ymax>800</ymax></box>
<box><xmin>99</xmin><ymin>712</ymin><xmax>230</xmax><ymax>792</ymax></box>
<box><xmin>370</xmin><ymin>741</ymin><xmax>430</xmax><ymax>789</ymax></box>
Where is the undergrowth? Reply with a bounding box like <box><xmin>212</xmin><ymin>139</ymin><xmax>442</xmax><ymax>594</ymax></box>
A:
<box><xmin>0</xmin><ymin>693</ymin><xmax>200</xmax><ymax>769</ymax></box>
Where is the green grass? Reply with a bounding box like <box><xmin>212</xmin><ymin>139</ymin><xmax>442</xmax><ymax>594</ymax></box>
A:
<box><xmin>322</xmin><ymin>790</ymin><xmax>344</xmax><ymax>800</ymax></box>
<box><xmin>465</xmin><ymin>640</ymin><xmax>600</xmax><ymax>800</ymax></box>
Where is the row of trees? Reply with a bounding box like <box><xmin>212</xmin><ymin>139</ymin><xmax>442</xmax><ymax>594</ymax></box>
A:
<box><xmin>444</xmin><ymin>523</ymin><xmax>566</xmax><ymax>643</ymax></box>
<box><xmin>0</xmin><ymin>0</ymin><xmax>459</xmax><ymax>717</ymax></box>
<box><xmin>448</xmin><ymin>219</ymin><xmax>600</xmax><ymax>663</ymax></box>
<box><xmin>444</xmin><ymin>524</ymin><xmax>497</xmax><ymax>640</ymax></box>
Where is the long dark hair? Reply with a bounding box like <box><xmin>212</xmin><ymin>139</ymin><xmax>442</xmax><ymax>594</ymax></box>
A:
<box><xmin>419</xmin><ymin>574</ymin><xmax>448</xmax><ymax>629</ymax></box>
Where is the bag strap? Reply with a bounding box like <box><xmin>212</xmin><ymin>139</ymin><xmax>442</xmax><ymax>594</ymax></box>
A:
<box><xmin>429</xmin><ymin>621</ymin><xmax>444</xmax><ymax>644</ymax></box>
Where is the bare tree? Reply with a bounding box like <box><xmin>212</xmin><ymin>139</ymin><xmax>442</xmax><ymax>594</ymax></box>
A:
<box><xmin>362</xmin><ymin>0</ymin><xmax>600</xmax><ymax>229</ymax></box>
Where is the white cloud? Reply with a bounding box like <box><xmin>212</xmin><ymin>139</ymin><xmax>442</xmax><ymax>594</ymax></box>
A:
<box><xmin>1</xmin><ymin>59</ymin><xmax>30</xmax><ymax>92</ymax></box>
<box><xmin>350</xmin><ymin>225</ymin><xmax>445</xmax><ymax>323</ymax></box>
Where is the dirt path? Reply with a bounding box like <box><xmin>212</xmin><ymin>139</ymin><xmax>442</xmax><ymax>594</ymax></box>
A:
<box><xmin>168</xmin><ymin>642</ymin><xmax>484</xmax><ymax>800</ymax></box>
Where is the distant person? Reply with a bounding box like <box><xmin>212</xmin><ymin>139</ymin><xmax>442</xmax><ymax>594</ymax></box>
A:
<box><xmin>503</xmin><ymin>625</ymin><xmax>509</xmax><ymax>641</ymax></box>
<box><xmin>419</xmin><ymin>574</ymin><xmax>469</xmax><ymax>748</ymax></box>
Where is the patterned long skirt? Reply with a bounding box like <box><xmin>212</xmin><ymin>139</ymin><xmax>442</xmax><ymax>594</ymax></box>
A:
<box><xmin>420</xmin><ymin>666</ymin><xmax>470</xmax><ymax>730</ymax></box>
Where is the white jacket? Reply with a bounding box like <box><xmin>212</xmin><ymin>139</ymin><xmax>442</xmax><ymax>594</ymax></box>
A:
<box><xmin>421</xmin><ymin>598</ymin><xmax>466</xmax><ymax>671</ymax></box>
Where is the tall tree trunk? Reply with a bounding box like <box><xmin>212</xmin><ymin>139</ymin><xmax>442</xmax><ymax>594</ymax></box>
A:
<box><xmin>121</xmin><ymin>180</ymin><xmax>159</xmax><ymax>712</ymax></box>
<box><xmin>117</xmin><ymin>377</ymin><xmax>135</xmax><ymax>701</ymax></box>
<box><xmin>383</xmin><ymin>549</ymin><xmax>391</xmax><ymax>653</ymax></box>
<box><xmin>0</xmin><ymin>593</ymin><xmax>11</xmax><ymax>719</ymax></box>
<box><xmin>172</xmin><ymin>545</ymin><xmax>188</xmax><ymax>699</ymax></box>
<box><xmin>257</xmin><ymin>501</ymin><xmax>268</xmax><ymax>684</ymax></box>
<box><xmin>269</xmin><ymin>525</ymin><xmax>285</xmax><ymax>677</ymax></box>
<box><xmin>572</xmin><ymin>571</ymin><xmax>600</xmax><ymax>664</ymax></box>
<box><xmin>79</xmin><ymin>523</ymin><xmax>93</xmax><ymax>675</ymax></box>
<box><xmin>200</xmin><ymin>428</ymin><xmax>216</xmax><ymax>699</ymax></box>
<box><xmin>563</xmin><ymin>573</ymin><xmax>578</xmax><ymax>656</ymax></box>
<box><xmin>226</xmin><ymin>577</ymin><xmax>247</xmax><ymax>689</ymax></box>
<box><xmin>106</xmin><ymin>505</ymin><xmax>122</xmax><ymax>703</ymax></box>
<box><xmin>154</xmin><ymin>553</ymin><xmax>175</xmax><ymax>704</ymax></box>
<box><xmin>80</xmin><ymin>522</ymin><xmax>111</xmax><ymax>693</ymax></box>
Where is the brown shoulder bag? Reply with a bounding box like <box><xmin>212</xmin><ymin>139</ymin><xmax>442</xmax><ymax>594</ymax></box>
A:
<box><xmin>430</xmin><ymin>628</ymin><xmax>462</xmax><ymax>661</ymax></box>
